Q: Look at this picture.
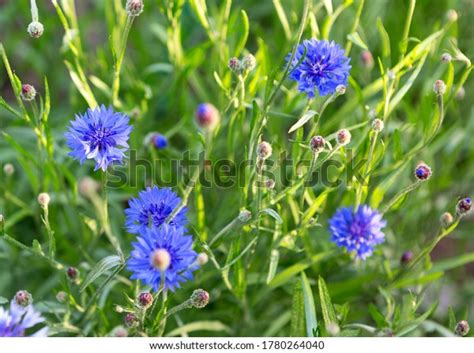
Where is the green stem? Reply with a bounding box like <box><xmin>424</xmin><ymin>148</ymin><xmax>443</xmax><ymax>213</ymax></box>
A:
<box><xmin>381</xmin><ymin>180</ymin><xmax>422</xmax><ymax>215</ymax></box>
<box><xmin>101</xmin><ymin>171</ymin><xmax>123</xmax><ymax>259</ymax></box>
<box><xmin>355</xmin><ymin>131</ymin><xmax>378</xmax><ymax>208</ymax></box>
<box><xmin>112</xmin><ymin>15</ymin><xmax>134</xmax><ymax>106</ymax></box>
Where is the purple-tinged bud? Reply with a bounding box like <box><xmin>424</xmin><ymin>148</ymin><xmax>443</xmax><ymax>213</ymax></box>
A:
<box><xmin>440</xmin><ymin>212</ymin><xmax>454</xmax><ymax>227</ymax></box>
<box><xmin>238</xmin><ymin>209</ymin><xmax>252</xmax><ymax>223</ymax></box>
<box><xmin>56</xmin><ymin>291</ymin><xmax>67</xmax><ymax>303</ymax></box>
<box><xmin>151</xmin><ymin>249</ymin><xmax>171</xmax><ymax>271</ymax></box>
<box><xmin>455</xmin><ymin>320</ymin><xmax>470</xmax><ymax>336</ymax></box>
<box><xmin>228</xmin><ymin>57</ymin><xmax>242</xmax><ymax>73</ymax></box>
<box><xmin>265</xmin><ymin>179</ymin><xmax>276</xmax><ymax>190</ymax></box>
<box><xmin>441</xmin><ymin>53</ymin><xmax>452</xmax><ymax>63</ymax></box>
<box><xmin>335</xmin><ymin>85</ymin><xmax>346</xmax><ymax>95</ymax></box>
<box><xmin>456</xmin><ymin>197</ymin><xmax>472</xmax><ymax>216</ymax></box>
<box><xmin>446</xmin><ymin>9</ymin><xmax>458</xmax><ymax>22</ymax></box>
<box><xmin>125</xmin><ymin>0</ymin><xmax>144</xmax><ymax>17</ymax></box>
<box><xmin>110</xmin><ymin>326</ymin><xmax>128</xmax><ymax>337</ymax></box>
<box><xmin>414</xmin><ymin>162</ymin><xmax>432</xmax><ymax>181</ymax></box>
<box><xmin>27</xmin><ymin>21</ymin><xmax>44</xmax><ymax>39</ymax></box>
<box><xmin>138</xmin><ymin>292</ymin><xmax>153</xmax><ymax>309</ymax></box>
<box><xmin>455</xmin><ymin>86</ymin><xmax>465</xmax><ymax>101</ymax></box>
<box><xmin>400</xmin><ymin>251</ymin><xmax>413</xmax><ymax>265</ymax></box>
<box><xmin>115</xmin><ymin>305</ymin><xmax>125</xmax><ymax>313</ymax></box>
<box><xmin>15</xmin><ymin>290</ymin><xmax>33</xmax><ymax>307</ymax></box>
<box><xmin>336</xmin><ymin>129</ymin><xmax>351</xmax><ymax>146</ymax></box>
<box><xmin>310</xmin><ymin>136</ymin><xmax>326</xmax><ymax>153</ymax></box>
<box><xmin>124</xmin><ymin>313</ymin><xmax>139</xmax><ymax>328</ymax></box>
<box><xmin>79</xmin><ymin>176</ymin><xmax>100</xmax><ymax>197</ymax></box>
<box><xmin>360</xmin><ymin>50</ymin><xmax>374</xmax><ymax>70</ymax></box>
<box><xmin>196</xmin><ymin>252</ymin><xmax>209</xmax><ymax>266</ymax></box>
<box><xmin>151</xmin><ymin>133</ymin><xmax>168</xmax><ymax>150</ymax></box>
<box><xmin>37</xmin><ymin>192</ymin><xmax>51</xmax><ymax>208</ymax></box>
<box><xmin>433</xmin><ymin>80</ymin><xmax>446</xmax><ymax>95</ymax></box>
<box><xmin>257</xmin><ymin>141</ymin><xmax>272</xmax><ymax>160</ymax></box>
<box><xmin>372</xmin><ymin>119</ymin><xmax>384</xmax><ymax>133</ymax></box>
<box><xmin>3</xmin><ymin>163</ymin><xmax>14</xmax><ymax>176</ymax></box>
<box><xmin>66</xmin><ymin>266</ymin><xmax>79</xmax><ymax>281</ymax></box>
<box><xmin>189</xmin><ymin>289</ymin><xmax>209</xmax><ymax>308</ymax></box>
<box><xmin>242</xmin><ymin>54</ymin><xmax>256</xmax><ymax>72</ymax></box>
<box><xmin>21</xmin><ymin>84</ymin><xmax>37</xmax><ymax>101</ymax></box>
<box><xmin>196</xmin><ymin>103</ymin><xmax>220</xmax><ymax>131</ymax></box>
<box><xmin>326</xmin><ymin>322</ymin><xmax>340</xmax><ymax>336</ymax></box>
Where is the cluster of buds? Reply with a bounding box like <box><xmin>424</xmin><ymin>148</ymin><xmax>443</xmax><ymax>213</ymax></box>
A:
<box><xmin>336</xmin><ymin>129</ymin><xmax>351</xmax><ymax>146</ymax></box>
<box><xmin>456</xmin><ymin>197</ymin><xmax>472</xmax><ymax>216</ymax></box>
<box><xmin>125</xmin><ymin>0</ymin><xmax>144</xmax><ymax>17</ymax></box>
<box><xmin>27</xmin><ymin>21</ymin><xmax>44</xmax><ymax>39</ymax></box>
<box><xmin>310</xmin><ymin>135</ymin><xmax>325</xmax><ymax>153</ymax></box>
<box><xmin>15</xmin><ymin>290</ymin><xmax>33</xmax><ymax>307</ymax></box>
<box><xmin>433</xmin><ymin>80</ymin><xmax>446</xmax><ymax>96</ymax></box>
<box><xmin>228</xmin><ymin>54</ymin><xmax>256</xmax><ymax>74</ymax></box>
<box><xmin>195</xmin><ymin>103</ymin><xmax>220</xmax><ymax>131</ymax></box>
<box><xmin>21</xmin><ymin>84</ymin><xmax>37</xmax><ymax>101</ymax></box>
<box><xmin>414</xmin><ymin>162</ymin><xmax>432</xmax><ymax>181</ymax></box>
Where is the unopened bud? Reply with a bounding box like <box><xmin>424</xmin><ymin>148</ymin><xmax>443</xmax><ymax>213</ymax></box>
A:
<box><xmin>446</xmin><ymin>9</ymin><xmax>458</xmax><ymax>22</ymax></box>
<box><xmin>327</xmin><ymin>322</ymin><xmax>340</xmax><ymax>336</ymax></box>
<box><xmin>27</xmin><ymin>21</ymin><xmax>44</xmax><ymax>39</ymax></box>
<box><xmin>79</xmin><ymin>176</ymin><xmax>100</xmax><ymax>196</ymax></box>
<box><xmin>455</xmin><ymin>320</ymin><xmax>470</xmax><ymax>336</ymax></box>
<box><xmin>151</xmin><ymin>249</ymin><xmax>171</xmax><ymax>271</ymax></box>
<box><xmin>151</xmin><ymin>133</ymin><xmax>168</xmax><ymax>150</ymax></box>
<box><xmin>265</xmin><ymin>179</ymin><xmax>276</xmax><ymax>190</ymax></box>
<box><xmin>238</xmin><ymin>210</ymin><xmax>252</xmax><ymax>223</ymax></box>
<box><xmin>336</xmin><ymin>129</ymin><xmax>351</xmax><ymax>146</ymax></box>
<box><xmin>335</xmin><ymin>85</ymin><xmax>346</xmax><ymax>95</ymax></box>
<box><xmin>360</xmin><ymin>50</ymin><xmax>374</xmax><ymax>70</ymax></box>
<box><xmin>433</xmin><ymin>80</ymin><xmax>446</xmax><ymax>95</ymax></box>
<box><xmin>400</xmin><ymin>251</ymin><xmax>413</xmax><ymax>265</ymax></box>
<box><xmin>66</xmin><ymin>266</ymin><xmax>79</xmax><ymax>280</ymax></box>
<box><xmin>441</xmin><ymin>53</ymin><xmax>452</xmax><ymax>63</ymax></box>
<box><xmin>310</xmin><ymin>136</ymin><xmax>326</xmax><ymax>153</ymax></box>
<box><xmin>196</xmin><ymin>103</ymin><xmax>220</xmax><ymax>131</ymax></box>
<box><xmin>257</xmin><ymin>141</ymin><xmax>272</xmax><ymax>160</ymax></box>
<box><xmin>110</xmin><ymin>326</ymin><xmax>128</xmax><ymax>337</ymax></box>
<box><xmin>125</xmin><ymin>0</ymin><xmax>144</xmax><ymax>17</ymax></box>
<box><xmin>37</xmin><ymin>192</ymin><xmax>50</xmax><ymax>208</ymax></box>
<box><xmin>456</xmin><ymin>197</ymin><xmax>472</xmax><ymax>216</ymax></box>
<box><xmin>124</xmin><ymin>313</ymin><xmax>139</xmax><ymax>328</ymax></box>
<box><xmin>138</xmin><ymin>292</ymin><xmax>153</xmax><ymax>309</ymax></box>
<box><xmin>21</xmin><ymin>84</ymin><xmax>37</xmax><ymax>101</ymax></box>
<box><xmin>372</xmin><ymin>119</ymin><xmax>384</xmax><ymax>133</ymax></box>
<box><xmin>115</xmin><ymin>305</ymin><xmax>125</xmax><ymax>313</ymax></box>
<box><xmin>15</xmin><ymin>290</ymin><xmax>33</xmax><ymax>307</ymax></box>
<box><xmin>242</xmin><ymin>54</ymin><xmax>256</xmax><ymax>72</ymax></box>
<box><xmin>189</xmin><ymin>289</ymin><xmax>209</xmax><ymax>308</ymax></box>
<box><xmin>440</xmin><ymin>212</ymin><xmax>454</xmax><ymax>227</ymax></box>
<box><xmin>228</xmin><ymin>57</ymin><xmax>242</xmax><ymax>73</ymax></box>
<box><xmin>455</xmin><ymin>86</ymin><xmax>465</xmax><ymax>101</ymax></box>
<box><xmin>196</xmin><ymin>252</ymin><xmax>209</xmax><ymax>266</ymax></box>
<box><xmin>56</xmin><ymin>291</ymin><xmax>67</xmax><ymax>303</ymax></box>
<box><xmin>3</xmin><ymin>163</ymin><xmax>14</xmax><ymax>176</ymax></box>
<box><xmin>414</xmin><ymin>162</ymin><xmax>432</xmax><ymax>181</ymax></box>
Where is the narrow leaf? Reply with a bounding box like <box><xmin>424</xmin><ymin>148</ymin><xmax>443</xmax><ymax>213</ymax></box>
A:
<box><xmin>80</xmin><ymin>255</ymin><xmax>122</xmax><ymax>292</ymax></box>
<box><xmin>288</xmin><ymin>110</ymin><xmax>318</xmax><ymax>134</ymax></box>
<box><xmin>301</xmin><ymin>272</ymin><xmax>318</xmax><ymax>337</ymax></box>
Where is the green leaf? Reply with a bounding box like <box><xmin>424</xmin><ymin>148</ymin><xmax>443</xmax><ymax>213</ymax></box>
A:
<box><xmin>290</xmin><ymin>278</ymin><xmax>306</xmax><ymax>337</ymax></box>
<box><xmin>288</xmin><ymin>110</ymin><xmax>318</xmax><ymax>134</ymax></box>
<box><xmin>266</xmin><ymin>249</ymin><xmax>279</xmax><ymax>284</ymax></box>
<box><xmin>318</xmin><ymin>276</ymin><xmax>337</xmax><ymax>331</ymax></box>
<box><xmin>0</xmin><ymin>296</ymin><xmax>8</xmax><ymax>304</ymax></box>
<box><xmin>269</xmin><ymin>250</ymin><xmax>335</xmax><ymax>288</ymax></box>
<box><xmin>448</xmin><ymin>306</ymin><xmax>457</xmax><ymax>331</ymax></box>
<box><xmin>368</xmin><ymin>303</ymin><xmax>388</xmax><ymax>328</ymax></box>
<box><xmin>80</xmin><ymin>255</ymin><xmax>122</xmax><ymax>292</ymax></box>
<box><xmin>396</xmin><ymin>301</ymin><xmax>438</xmax><ymax>336</ymax></box>
<box><xmin>234</xmin><ymin>10</ymin><xmax>249</xmax><ymax>56</ymax></box>
<box><xmin>347</xmin><ymin>32</ymin><xmax>368</xmax><ymax>50</ymax></box>
<box><xmin>376</xmin><ymin>18</ymin><xmax>391</xmax><ymax>58</ymax></box>
<box><xmin>165</xmin><ymin>321</ymin><xmax>232</xmax><ymax>336</ymax></box>
<box><xmin>301</xmin><ymin>272</ymin><xmax>318</xmax><ymax>337</ymax></box>
<box><xmin>259</xmin><ymin>208</ymin><xmax>283</xmax><ymax>224</ymax></box>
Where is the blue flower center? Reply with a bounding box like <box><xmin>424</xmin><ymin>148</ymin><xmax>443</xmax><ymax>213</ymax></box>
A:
<box><xmin>310</xmin><ymin>61</ymin><xmax>328</xmax><ymax>77</ymax></box>
<box><xmin>85</xmin><ymin>125</ymin><xmax>116</xmax><ymax>151</ymax></box>
<box><xmin>139</xmin><ymin>202</ymin><xmax>173</xmax><ymax>228</ymax></box>
<box><xmin>350</xmin><ymin>222</ymin><xmax>365</xmax><ymax>239</ymax></box>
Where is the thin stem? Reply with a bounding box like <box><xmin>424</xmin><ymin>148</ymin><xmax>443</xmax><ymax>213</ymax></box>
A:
<box><xmin>30</xmin><ymin>0</ymin><xmax>39</xmax><ymax>21</ymax></box>
<box><xmin>112</xmin><ymin>15</ymin><xmax>134</xmax><ymax>106</ymax></box>
<box><xmin>101</xmin><ymin>171</ymin><xmax>124</xmax><ymax>259</ymax></box>
<box><xmin>355</xmin><ymin>131</ymin><xmax>378</xmax><ymax>208</ymax></box>
<box><xmin>381</xmin><ymin>180</ymin><xmax>422</xmax><ymax>215</ymax></box>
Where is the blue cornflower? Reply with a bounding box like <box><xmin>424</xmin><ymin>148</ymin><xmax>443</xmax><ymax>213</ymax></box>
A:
<box><xmin>0</xmin><ymin>300</ymin><xmax>48</xmax><ymax>337</ymax></box>
<box><xmin>65</xmin><ymin>105</ymin><xmax>133</xmax><ymax>171</ymax></box>
<box><xmin>152</xmin><ymin>133</ymin><xmax>168</xmax><ymax>150</ymax></box>
<box><xmin>286</xmin><ymin>39</ymin><xmax>351</xmax><ymax>98</ymax></box>
<box><xmin>125</xmin><ymin>186</ymin><xmax>187</xmax><ymax>234</ymax></box>
<box><xmin>329</xmin><ymin>205</ymin><xmax>386</xmax><ymax>260</ymax></box>
<box><xmin>127</xmin><ymin>224</ymin><xmax>198</xmax><ymax>292</ymax></box>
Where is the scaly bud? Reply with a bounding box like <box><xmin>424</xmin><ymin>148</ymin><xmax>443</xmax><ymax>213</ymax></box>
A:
<box><xmin>310</xmin><ymin>136</ymin><xmax>326</xmax><ymax>153</ymax></box>
<box><xmin>125</xmin><ymin>0</ymin><xmax>144</xmax><ymax>17</ymax></box>
<box><xmin>336</xmin><ymin>129</ymin><xmax>351</xmax><ymax>146</ymax></box>
<box><xmin>37</xmin><ymin>192</ymin><xmax>51</xmax><ymax>208</ymax></box>
<box><xmin>21</xmin><ymin>84</ymin><xmax>37</xmax><ymax>101</ymax></box>
<box><xmin>189</xmin><ymin>289</ymin><xmax>209</xmax><ymax>308</ymax></box>
<box><xmin>196</xmin><ymin>103</ymin><xmax>220</xmax><ymax>131</ymax></box>
<box><xmin>27</xmin><ymin>21</ymin><xmax>44</xmax><ymax>39</ymax></box>
<box><xmin>414</xmin><ymin>162</ymin><xmax>432</xmax><ymax>181</ymax></box>
<box><xmin>15</xmin><ymin>290</ymin><xmax>33</xmax><ymax>307</ymax></box>
<box><xmin>257</xmin><ymin>141</ymin><xmax>272</xmax><ymax>160</ymax></box>
<box><xmin>433</xmin><ymin>80</ymin><xmax>446</xmax><ymax>95</ymax></box>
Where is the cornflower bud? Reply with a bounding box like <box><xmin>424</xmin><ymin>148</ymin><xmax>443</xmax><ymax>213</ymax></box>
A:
<box><xmin>124</xmin><ymin>313</ymin><xmax>139</xmax><ymax>328</ymax></box>
<box><xmin>455</xmin><ymin>320</ymin><xmax>470</xmax><ymax>336</ymax></box>
<box><xmin>310</xmin><ymin>136</ymin><xmax>326</xmax><ymax>153</ymax></box>
<box><xmin>3</xmin><ymin>163</ymin><xmax>14</xmax><ymax>176</ymax></box>
<box><xmin>242</xmin><ymin>54</ymin><xmax>256</xmax><ymax>72</ymax></box>
<box><xmin>110</xmin><ymin>326</ymin><xmax>128</xmax><ymax>337</ymax></box>
<box><xmin>138</xmin><ymin>292</ymin><xmax>153</xmax><ymax>309</ymax></box>
<box><xmin>228</xmin><ymin>57</ymin><xmax>242</xmax><ymax>73</ymax></box>
<box><xmin>37</xmin><ymin>192</ymin><xmax>50</xmax><ymax>208</ymax></box>
<box><xmin>360</xmin><ymin>50</ymin><xmax>374</xmax><ymax>70</ymax></box>
<box><xmin>336</xmin><ymin>129</ymin><xmax>351</xmax><ymax>146</ymax></box>
<box><xmin>21</xmin><ymin>84</ymin><xmax>37</xmax><ymax>101</ymax></box>
<box><xmin>27</xmin><ymin>21</ymin><xmax>44</xmax><ymax>38</ymax></box>
<box><xmin>189</xmin><ymin>289</ymin><xmax>209</xmax><ymax>308</ymax></box>
<box><xmin>257</xmin><ymin>141</ymin><xmax>272</xmax><ymax>160</ymax></box>
<box><xmin>440</xmin><ymin>212</ymin><xmax>454</xmax><ymax>227</ymax></box>
<box><xmin>79</xmin><ymin>176</ymin><xmax>100</xmax><ymax>196</ymax></box>
<box><xmin>400</xmin><ymin>251</ymin><xmax>413</xmax><ymax>265</ymax></box>
<box><xmin>372</xmin><ymin>118</ymin><xmax>384</xmax><ymax>133</ymax></box>
<box><xmin>125</xmin><ymin>0</ymin><xmax>144</xmax><ymax>17</ymax></box>
<box><xmin>238</xmin><ymin>209</ymin><xmax>252</xmax><ymax>223</ymax></box>
<box><xmin>441</xmin><ymin>53</ymin><xmax>452</xmax><ymax>63</ymax></box>
<box><xmin>196</xmin><ymin>103</ymin><xmax>220</xmax><ymax>131</ymax></box>
<box><xmin>456</xmin><ymin>197</ymin><xmax>472</xmax><ymax>216</ymax></box>
<box><xmin>433</xmin><ymin>80</ymin><xmax>446</xmax><ymax>95</ymax></box>
<box><xmin>265</xmin><ymin>179</ymin><xmax>276</xmax><ymax>190</ymax></box>
<box><xmin>335</xmin><ymin>85</ymin><xmax>346</xmax><ymax>95</ymax></box>
<box><xmin>151</xmin><ymin>133</ymin><xmax>168</xmax><ymax>150</ymax></box>
<box><xmin>196</xmin><ymin>252</ymin><xmax>209</xmax><ymax>266</ymax></box>
<box><xmin>15</xmin><ymin>290</ymin><xmax>33</xmax><ymax>307</ymax></box>
<box><xmin>446</xmin><ymin>9</ymin><xmax>458</xmax><ymax>22</ymax></box>
<box><xmin>414</xmin><ymin>162</ymin><xmax>432</xmax><ymax>181</ymax></box>
<box><xmin>66</xmin><ymin>266</ymin><xmax>79</xmax><ymax>281</ymax></box>
<box><xmin>455</xmin><ymin>86</ymin><xmax>465</xmax><ymax>101</ymax></box>
<box><xmin>56</xmin><ymin>291</ymin><xmax>67</xmax><ymax>303</ymax></box>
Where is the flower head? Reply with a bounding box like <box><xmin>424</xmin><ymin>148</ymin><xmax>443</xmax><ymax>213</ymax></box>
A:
<box><xmin>329</xmin><ymin>205</ymin><xmax>387</xmax><ymax>260</ymax></box>
<box><xmin>21</xmin><ymin>84</ymin><xmax>37</xmax><ymax>101</ymax></box>
<box><xmin>151</xmin><ymin>133</ymin><xmax>168</xmax><ymax>150</ymax></box>
<box><xmin>0</xmin><ymin>300</ymin><xmax>48</xmax><ymax>337</ymax></box>
<box><xmin>189</xmin><ymin>289</ymin><xmax>210</xmax><ymax>308</ymax></box>
<box><xmin>126</xmin><ymin>0</ymin><xmax>144</xmax><ymax>17</ymax></box>
<box><xmin>27</xmin><ymin>21</ymin><xmax>44</xmax><ymax>39</ymax></box>
<box><xmin>286</xmin><ymin>39</ymin><xmax>351</xmax><ymax>98</ymax></box>
<box><xmin>310</xmin><ymin>135</ymin><xmax>326</xmax><ymax>153</ymax></box>
<box><xmin>456</xmin><ymin>197</ymin><xmax>472</xmax><ymax>215</ymax></box>
<box><xmin>125</xmin><ymin>186</ymin><xmax>187</xmax><ymax>234</ymax></box>
<box><xmin>127</xmin><ymin>224</ymin><xmax>198</xmax><ymax>292</ymax></box>
<box><xmin>65</xmin><ymin>105</ymin><xmax>133</xmax><ymax>171</ymax></box>
<box><xmin>415</xmin><ymin>162</ymin><xmax>432</xmax><ymax>181</ymax></box>
<box><xmin>195</xmin><ymin>103</ymin><xmax>220</xmax><ymax>131</ymax></box>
